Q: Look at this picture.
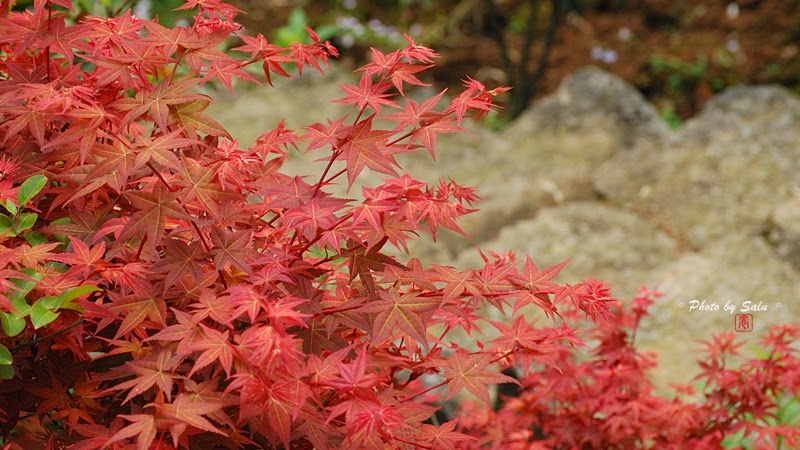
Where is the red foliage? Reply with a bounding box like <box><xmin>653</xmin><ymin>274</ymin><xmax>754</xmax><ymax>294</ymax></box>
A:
<box><xmin>455</xmin><ymin>288</ymin><xmax>800</xmax><ymax>450</ymax></box>
<box><xmin>0</xmin><ymin>1</ymin><xmax>797</xmax><ymax>449</ymax></box>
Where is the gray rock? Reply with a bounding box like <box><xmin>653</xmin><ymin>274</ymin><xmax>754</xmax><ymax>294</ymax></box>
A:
<box><xmin>636</xmin><ymin>233</ymin><xmax>800</xmax><ymax>389</ymax></box>
<box><xmin>398</xmin><ymin>126</ymin><xmax>609</xmax><ymax>256</ymax></box>
<box><xmin>762</xmin><ymin>194</ymin><xmax>800</xmax><ymax>270</ymax></box>
<box><xmin>399</xmin><ymin>66</ymin><xmax>666</xmax><ymax>253</ymax></box>
<box><xmin>595</xmin><ymin>84</ymin><xmax>800</xmax><ymax>248</ymax></box>
<box><xmin>507</xmin><ymin>66</ymin><xmax>670</xmax><ymax>148</ymax></box>
<box><xmin>454</xmin><ymin>201</ymin><xmax>681</xmax><ymax>299</ymax></box>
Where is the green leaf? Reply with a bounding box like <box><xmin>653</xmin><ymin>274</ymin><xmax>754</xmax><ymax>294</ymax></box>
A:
<box><xmin>30</xmin><ymin>301</ymin><xmax>59</xmax><ymax>329</ymax></box>
<box><xmin>24</xmin><ymin>231</ymin><xmax>49</xmax><ymax>246</ymax></box>
<box><xmin>14</xmin><ymin>212</ymin><xmax>37</xmax><ymax>234</ymax></box>
<box><xmin>287</xmin><ymin>7</ymin><xmax>307</xmax><ymax>30</ymax></box>
<box><xmin>11</xmin><ymin>297</ymin><xmax>31</xmax><ymax>317</ymax></box>
<box><xmin>721</xmin><ymin>427</ymin><xmax>747</xmax><ymax>448</ymax></box>
<box><xmin>17</xmin><ymin>174</ymin><xmax>48</xmax><ymax>207</ymax></box>
<box><xmin>315</xmin><ymin>24</ymin><xmax>339</xmax><ymax>42</ymax></box>
<box><xmin>11</xmin><ymin>297</ymin><xmax>31</xmax><ymax>316</ymax></box>
<box><xmin>38</xmin><ymin>296</ymin><xmax>60</xmax><ymax>309</ymax></box>
<box><xmin>9</xmin><ymin>268</ymin><xmax>43</xmax><ymax>301</ymax></box>
<box><xmin>0</xmin><ymin>344</ymin><xmax>12</xmax><ymax>365</ymax></box>
<box><xmin>0</xmin><ymin>214</ymin><xmax>13</xmax><ymax>236</ymax></box>
<box><xmin>3</xmin><ymin>200</ymin><xmax>17</xmax><ymax>216</ymax></box>
<box><xmin>58</xmin><ymin>284</ymin><xmax>102</xmax><ymax>312</ymax></box>
<box><xmin>58</xmin><ymin>285</ymin><xmax>100</xmax><ymax>305</ymax></box>
<box><xmin>778</xmin><ymin>395</ymin><xmax>800</xmax><ymax>425</ymax></box>
<box><xmin>0</xmin><ymin>312</ymin><xmax>26</xmax><ymax>337</ymax></box>
<box><xmin>0</xmin><ymin>364</ymin><xmax>13</xmax><ymax>379</ymax></box>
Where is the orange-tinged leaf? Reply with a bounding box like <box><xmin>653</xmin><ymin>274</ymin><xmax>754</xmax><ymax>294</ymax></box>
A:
<box><xmin>132</xmin><ymin>129</ymin><xmax>200</xmax><ymax>172</ymax></box>
<box><xmin>13</xmin><ymin>242</ymin><xmax>58</xmax><ymax>268</ymax></box>
<box><xmin>209</xmin><ymin>227</ymin><xmax>255</xmax><ymax>274</ymax></box>
<box><xmin>333</xmin><ymin>77</ymin><xmax>397</xmax><ymax>113</ymax></box>
<box><xmin>107</xmin><ymin>347</ymin><xmax>179</xmax><ymax>404</ymax></box>
<box><xmin>187</xmin><ymin>324</ymin><xmax>234</xmax><ymax>377</ymax></box>
<box><xmin>119</xmin><ymin>182</ymin><xmax>189</xmax><ymax>251</ymax></box>
<box><xmin>104</xmin><ymin>414</ymin><xmax>157</xmax><ymax>450</ymax></box>
<box><xmin>418</xmin><ymin>420</ymin><xmax>476</xmax><ymax>450</ymax></box>
<box><xmin>358</xmin><ymin>287</ymin><xmax>440</xmax><ymax>348</ymax></box>
<box><xmin>160</xmin><ymin>392</ymin><xmax>228</xmax><ymax>437</ymax></box>
<box><xmin>444</xmin><ymin>353</ymin><xmax>518</xmax><ymax>404</ymax></box>
<box><xmin>150</xmin><ymin>239</ymin><xmax>206</xmax><ymax>292</ymax></box>
<box><xmin>114</xmin><ymin>78</ymin><xmax>204</xmax><ymax>130</ymax></box>
<box><xmin>432</xmin><ymin>265</ymin><xmax>481</xmax><ymax>302</ymax></box>
<box><xmin>106</xmin><ymin>290</ymin><xmax>167</xmax><ymax>339</ymax></box>
<box><xmin>338</xmin><ymin>116</ymin><xmax>399</xmax><ymax>190</ymax></box>
<box><xmin>169</xmin><ymin>97</ymin><xmax>231</xmax><ymax>138</ymax></box>
<box><xmin>177</xmin><ymin>157</ymin><xmax>238</xmax><ymax>219</ymax></box>
<box><xmin>514</xmin><ymin>257</ymin><xmax>567</xmax><ymax>293</ymax></box>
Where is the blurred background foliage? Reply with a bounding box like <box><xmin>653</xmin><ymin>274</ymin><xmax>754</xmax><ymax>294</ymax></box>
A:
<box><xmin>16</xmin><ymin>0</ymin><xmax>800</xmax><ymax>127</ymax></box>
<box><xmin>226</xmin><ymin>0</ymin><xmax>798</xmax><ymax>127</ymax></box>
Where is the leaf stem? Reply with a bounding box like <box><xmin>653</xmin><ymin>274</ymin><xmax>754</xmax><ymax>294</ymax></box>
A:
<box><xmin>144</xmin><ymin>161</ymin><xmax>228</xmax><ymax>289</ymax></box>
<box><xmin>11</xmin><ymin>318</ymin><xmax>84</xmax><ymax>352</ymax></box>
<box><xmin>311</xmin><ymin>149</ymin><xmax>341</xmax><ymax>198</ymax></box>
<box><xmin>402</xmin><ymin>379</ymin><xmax>448</xmax><ymax>403</ymax></box>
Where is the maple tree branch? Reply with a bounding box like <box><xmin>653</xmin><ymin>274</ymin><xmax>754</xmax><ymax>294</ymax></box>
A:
<box><xmin>111</xmin><ymin>0</ymin><xmax>137</xmax><ymax>17</ymax></box>
<box><xmin>45</xmin><ymin>1</ymin><xmax>52</xmax><ymax>82</ymax></box>
<box><xmin>385</xmin><ymin>113</ymin><xmax>451</xmax><ymax>151</ymax></box>
<box><xmin>324</xmin><ymin>168</ymin><xmax>346</xmax><ymax>185</ymax></box>
<box><xmin>134</xmin><ymin>234</ymin><xmax>148</xmax><ymax>260</ymax></box>
<box><xmin>316</xmin><ymin>302</ymin><xmax>364</xmax><ymax>318</ymax></box>
<box><xmin>295</xmin><ymin>213</ymin><xmax>353</xmax><ymax>257</ymax></box>
<box><xmin>490</xmin><ymin>344</ymin><xmax>520</xmax><ymax>365</ymax></box>
<box><xmin>144</xmin><ymin>161</ymin><xmax>228</xmax><ymax>290</ymax></box>
<box><xmin>483</xmin><ymin>0</ymin><xmax>513</xmax><ymax>88</ymax></box>
<box><xmin>167</xmin><ymin>48</ymin><xmax>187</xmax><ymax>85</ymax></box>
<box><xmin>427</xmin><ymin>323</ymin><xmax>454</xmax><ymax>356</ymax></box>
<box><xmin>311</xmin><ymin>149</ymin><xmax>341</xmax><ymax>198</ymax></box>
<box><xmin>396</xmin><ymin>437</ymin><xmax>432</xmax><ymax>449</ymax></box>
<box><xmin>11</xmin><ymin>318</ymin><xmax>84</xmax><ymax>353</ymax></box>
<box><xmin>386</xmin><ymin>128</ymin><xmax>416</xmax><ymax>148</ymax></box>
<box><xmin>311</xmin><ymin>254</ymin><xmax>338</xmax><ymax>267</ymax></box>
<box><xmin>146</xmin><ymin>162</ymin><xmax>175</xmax><ymax>191</ymax></box>
<box><xmin>402</xmin><ymin>379</ymin><xmax>448</xmax><ymax>403</ymax></box>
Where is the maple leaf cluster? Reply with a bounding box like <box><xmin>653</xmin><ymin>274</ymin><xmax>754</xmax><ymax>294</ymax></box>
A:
<box><xmin>0</xmin><ymin>1</ymin><xmax>797</xmax><ymax>449</ymax></box>
<box><xmin>455</xmin><ymin>288</ymin><xmax>800</xmax><ymax>449</ymax></box>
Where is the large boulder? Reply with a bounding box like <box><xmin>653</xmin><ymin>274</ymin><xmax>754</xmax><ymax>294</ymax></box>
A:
<box><xmin>594</xmin><ymin>85</ymin><xmax>800</xmax><ymax>248</ymax></box>
<box><xmin>454</xmin><ymin>201</ymin><xmax>681</xmax><ymax>299</ymax></box>
<box><xmin>399</xmin><ymin>66</ymin><xmax>669</xmax><ymax>255</ymax></box>
<box><xmin>637</xmin><ymin>233</ymin><xmax>800</xmax><ymax>388</ymax></box>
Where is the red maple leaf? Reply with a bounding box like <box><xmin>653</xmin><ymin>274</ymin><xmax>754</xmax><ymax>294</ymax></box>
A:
<box><xmin>103</xmin><ymin>414</ymin><xmax>157</xmax><ymax>450</ymax></box>
<box><xmin>337</xmin><ymin>116</ymin><xmax>399</xmax><ymax>189</ymax></box>
<box><xmin>432</xmin><ymin>265</ymin><xmax>482</xmax><ymax>303</ymax></box>
<box><xmin>209</xmin><ymin>227</ymin><xmax>256</xmax><ymax>274</ymax></box>
<box><xmin>106</xmin><ymin>290</ymin><xmax>167</xmax><ymax>338</ymax></box>
<box><xmin>444</xmin><ymin>353</ymin><xmax>518</xmax><ymax>404</ymax></box>
<box><xmin>333</xmin><ymin>77</ymin><xmax>398</xmax><ymax>114</ymax></box>
<box><xmin>119</xmin><ymin>182</ymin><xmax>189</xmax><ymax>251</ymax></box>
<box><xmin>150</xmin><ymin>239</ymin><xmax>206</xmax><ymax>292</ymax></box>
<box><xmin>356</xmin><ymin>47</ymin><xmax>401</xmax><ymax>77</ymax></box>
<box><xmin>186</xmin><ymin>323</ymin><xmax>235</xmax><ymax>377</ymax></box>
<box><xmin>50</xmin><ymin>237</ymin><xmax>106</xmax><ymax>279</ymax></box>
<box><xmin>106</xmin><ymin>347</ymin><xmax>179</xmax><ymax>403</ymax></box>
<box><xmin>417</xmin><ymin>419</ymin><xmax>476</xmax><ymax>450</ymax></box>
<box><xmin>113</xmin><ymin>78</ymin><xmax>205</xmax><ymax>130</ymax></box>
<box><xmin>357</xmin><ymin>287</ymin><xmax>441</xmax><ymax>348</ymax></box>
<box><xmin>389</xmin><ymin>62</ymin><xmax>431</xmax><ymax>95</ymax></box>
